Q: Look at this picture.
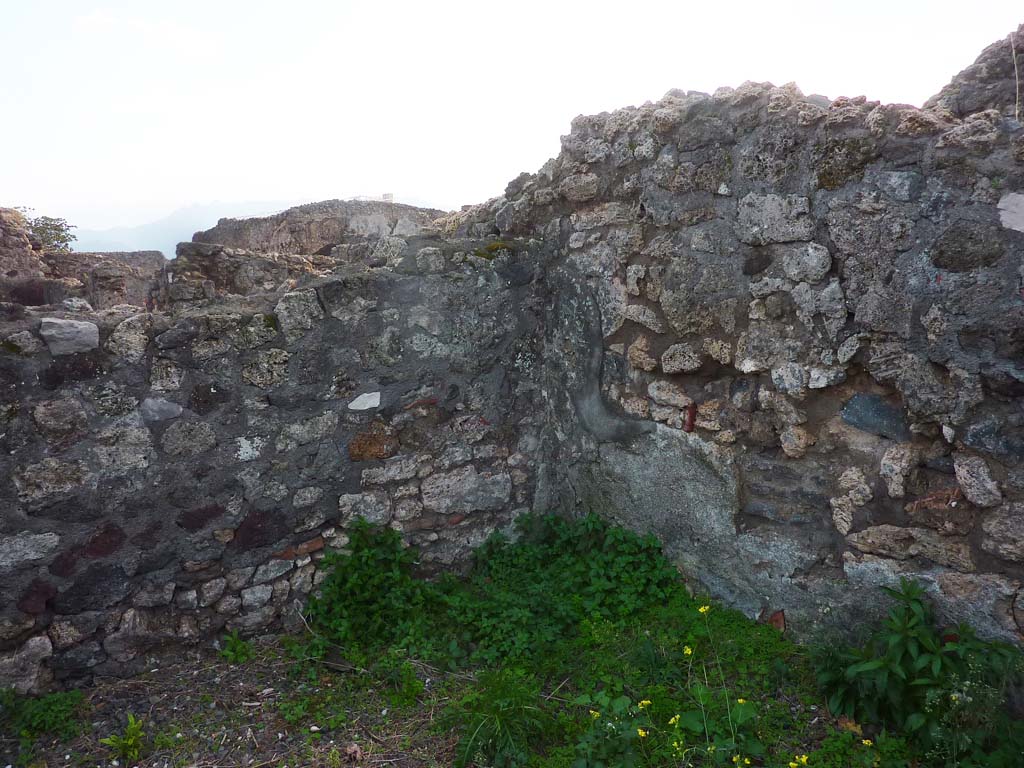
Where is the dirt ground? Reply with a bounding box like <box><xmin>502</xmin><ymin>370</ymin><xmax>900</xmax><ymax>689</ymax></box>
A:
<box><xmin>5</xmin><ymin>637</ymin><xmax>464</xmax><ymax>768</ymax></box>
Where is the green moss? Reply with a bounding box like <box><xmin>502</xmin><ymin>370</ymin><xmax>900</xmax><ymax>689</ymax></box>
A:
<box><xmin>261</xmin><ymin>313</ymin><xmax>280</xmax><ymax>331</ymax></box>
<box><xmin>474</xmin><ymin>240</ymin><xmax>515</xmax><ymax>260</ymax></box>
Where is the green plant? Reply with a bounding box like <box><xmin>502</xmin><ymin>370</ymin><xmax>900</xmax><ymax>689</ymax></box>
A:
<box><xmin>814</xmin><ymin>578</ymin><xmax>1024</xmax><ymax>762</ymax></box>
<box><xmin>808</xmin><ymin>729</ymin><xmax>910</xmax><ymax>768</ymax></box>
<box><xmin>570</xmin><ymin>692</ymin><xmax>650</xmax><ymax>768</ymax></box>
<box><xmin>374</xmin><ymin>649</ymin><xmax>425</xmax><ymax>709</ymax></box>
<box><xmin>307</xmin><ymin>519</ymin><xmax>436</xmax><ymax>656</ymax></box>
<box><xmin>219</xmin><ymin>630</ymin><xmax>254</xmax><ymax>664</ymax></box>
<box><xmin>0</xmin><ymin>688</ymin><xmax>86</xmax><ymax>762</ymax></box>
<box><xmin>443</xmin><ymin>668</ymin><xmax>548</xmax><ymax>768</ymax></box>
<box><xmin>99</xmin><ymin>713</ymin><xmax>146</xmax><ymax>762</ymax></box>
<box><xmin>14</xmin><ymin>207</ymin><xmax>76</xmax><ymax>252</ymax></box>
<box><xmin>438</xmin><ymin>514</ymin><xmax>677</xmax><ymax>666</ymax></box>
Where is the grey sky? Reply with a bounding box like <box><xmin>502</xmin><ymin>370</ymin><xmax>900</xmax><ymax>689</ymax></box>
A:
<box><xmin>2</xmin><ymin>1</ymin><xmax>1020</xmax><ymax>230</ymax></box>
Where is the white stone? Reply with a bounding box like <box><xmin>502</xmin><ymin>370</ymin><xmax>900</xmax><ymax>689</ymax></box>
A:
<box><xmin>140</xmin><ymin>397</ymin><xmax>182</xmax><ymax>422</ymax></box>
<box><xmin>39</xmin><ymin>318</ymin><xmax>100</xmax><ymax>356</ymax></box>
<box><xmin>997</xmin><ymin>192</ymin><xmax>1024</xmax><ymax>233</ymax></box>
<box><xmin>235</xmin><ymin>435</ymin><xmax>267</xmax><ymax>462</ymax></box>
<box><xmin>348</xmin><ymin>392</ymin><xmax>381</xmax><ymax>411</ymax></box>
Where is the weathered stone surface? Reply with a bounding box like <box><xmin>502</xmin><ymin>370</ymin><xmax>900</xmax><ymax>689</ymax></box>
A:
<box><xmin>840</xmin><ymin>393</ymin><xmax>911</xmax><ymax>441</ymax></box>
<box><xmin>0</xmin><ymin>636</ymin><xmax>52</xmax><ymax>693</ymax></box>
<box><xmin>275</xmin><ymin>289</ymin><xmax>324</xmax><ymax>342</ymax></box>
<box><xmin>420</xmin><ymin>466</ymin><xmax>511</xmax><ymax>515</ymax></box>
<box><xmin>150</xmin><ymin>358</ymin><xmax>185</xmax><ymax>391</ymax></box>
<box><xmin>252</xmin><ymin>559</ymin><xmax>293</xmax><ymax>585</ymax></box>
<box><xmin>348</xmin><ymin>421</ymin><xmax>399</xmax><ymax>461</ymax></box>
<box><xmin>880</xmin><ymin>444</ymin><xmax>916</xmax><ymax>498</ymax></box>
<box><xmin>997</xmin><ymin>192</ymin><xmax>1024</xmax><ymax>233</ymax></box>
<box><xmin>648</xmin><ymin>380</ymin><xmax>693</xmax><ymax>408</ymax></box>
<box><xmin>953</xmin><ymin>453</ymin><xmax>1002</xmax><ymax>508</ymax></box>
<box><xmin>276</xmin><ymin>411</ymin><xmax>338</xmax><ymax>452</ymax></box>
<box><xmin>240</xmin><ymin>584</ymin><xmax>273</xmax><ymax>610</ymax></box>
<box><xmin>844</xmin><ymin>552</ymin><xmax>1022</xmax><ymax>643</ymax></box>
<box><xmin>980</xmin><ymin>504</ymin><xmax>1024</xmax><ymax>562</ymax></box>
<box><xmin>781</xmin><ymin>242</ymin><xmax>831</xmax><ymax>283</ymax></box>
<box><xmin>39</xmin><ymin>318</ymin><xmax>100</xmax><ymax>355</ymax></box>
<box><xmin>12</xmin><ymin>458</ymin><xmax>88</xmax><ymax>503</ymax></box>
<box><xmin>736</xmin><ymin>193</ymin><xmax>814</xmax><ymax>244</ymax></box>
<box><xmin>4</xmin><ymin>330</ymin><xmax>43</xmax><ymax>355</ymax></box>
<box><xmin>559</xmin><ymin>173</ymin><xmax>600</xmax><ymax>202</ymax></box>
<box><xmin>105</xmin><ymin>314</ymin><xmax>151</xmax><ymax>361</ymax></box>
<box><xmin>779</xmin><ymin>426</ymin><xmax>815</xmax><ymax>458</ymax></box>
<box><xmin>162</xmin><ymin>420</ymin><xmax>218</xmax><ymax>456</ymax></box>
<box><xmin>193</xmin><ymin>199</ymin><xmax>443</xmax><ymax>254</ymax></box>
<box><xmin>338</xmin><ymin>491</ymin><xmax>392</xmax><ymax>525</ymax></box>
<box><xmin>241</xmin><ymin>348</ymin><xmax>289</xmax><ymax>388</ymax></box>
<box><xmin>32</xmin><ymin>398</ymin><xmax>88</xmax><ymax>441</ymax></box>
<box><xmin>0</xmin><ymin>532</ymin><xmax>60</xmax><ymax>571</ymax></box>
<box><xmin>661</xmin><ymin>343</ymin><xmax>702</xmax><ymax>373</ymax></box>
<box><xmin>847</xmin><ymin>525</ymin><xmax>975</xmax><ymax>572</ymax></box>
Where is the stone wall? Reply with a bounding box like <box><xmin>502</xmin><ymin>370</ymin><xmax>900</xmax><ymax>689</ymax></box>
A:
<box><xmin>2</xmin><ymin>25</ymin><xmax>1024</xmax><ymax>692</ymax></box>
<box><xmin>499</xmin><ymin>23</ymin><xmax>1024</xmax><ymax>644</ymax></box>
<box><xmin>192</xmin><ymin>199</ymin><xmax>447</xmax><ymax>255</ymax></box>
<box><xmin>0</xmin><ymin>209</ymin><xmax>165</xmax><ymax>309</ymax></box>
<box><xmin>0</xmin><ymin>230</ymin><xmax>544</xmax><ymax>693</ymax></box>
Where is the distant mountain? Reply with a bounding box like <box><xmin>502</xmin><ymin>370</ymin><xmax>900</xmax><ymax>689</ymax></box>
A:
<box><xmin>74</xmin><ymin>201</ymin><xmax>303</xmax><ymax>259</ymax></box>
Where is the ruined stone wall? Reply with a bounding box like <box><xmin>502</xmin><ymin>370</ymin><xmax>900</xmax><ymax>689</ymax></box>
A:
<box><xmin>488</xmin><ymin>25</ymin><xmax>1024</xmax><ymax>643</ymax></box>
<box><xmin>0</xmin><ymin>209</ymin><xmax>165</xmax><ymax>309</ymax></box>
<box><xmin>192</xmin><ymin>199</ymin><xmax>447</xmax><ymax>255</ymax></box>
<box><xmin>3</xmin><ymin>26</ymin><xmax>1024</xmax><ymax>693</ymax></box>
<box><xmin>0</xmin><ymin>233</ymin><xmax>544</xmax><ymax>693</ymax></box>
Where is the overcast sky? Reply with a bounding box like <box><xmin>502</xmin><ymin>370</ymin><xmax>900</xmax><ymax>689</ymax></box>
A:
<box><xmin>2</xmin><ymin>1</ymin><xmax>1021</xmax><ymax>230</ymax></box>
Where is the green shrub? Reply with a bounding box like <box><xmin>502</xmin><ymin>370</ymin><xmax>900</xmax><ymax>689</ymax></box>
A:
<box><xmin>99</xmin><ymin>713</ymin><xmax>146</xmax><ymax>762</ymax></box>
<box><xmin>218</xmin><ymin>630</ymin><xmax>254</xmax><ymax>664</ymax></box>
<box><xmin>307</xmin><ymin>519</ymin><xmax>436</xmax><ymax>655</ymax></box>
<box><xmin>437</xmin><ymin>514</ymin><xmax>677</xmax><ymax>665</ymax></box>
<box><xmin>307</xmin><ymin>514</ymin><xmax>677</xmax><ymax>669</ymax></box>
<box><xmin>814</xmin><ymin>578</ymin><xmax>1024</xmax><ymax>763</ymax></box>
<box><xmin>0</xmin><ymin>688</ymin><xmax>86</xmax><ymax>762</ymax></box>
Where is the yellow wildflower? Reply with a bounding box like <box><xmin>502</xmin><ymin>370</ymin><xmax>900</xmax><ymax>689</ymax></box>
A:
<box><xmin>862</xmin><ymin>739</ymin><xmax>873</xmax><ymax>747</ymax></box>
<box><xmin>950</xmin><ymin>694</ymin><xmax>959</xmax><ymax>702</ymax></box>
<box><xmin>669</xmin><ymin>714</ymin><xmax>680</xmax><ymax>726</ymax></box>
<box><xmin>638</xmin><ymin>699</ymin><xmax>652</xmax><ymax>709</ymax></box>
<box><xmin>744</xmin><ymin>761</ymin><xmax>751</xmax><ymax>766</ymax></box>
<box><xmin>698</xmin><ymin>605</ymin><xmax>711</xmax><ymax>615</ymax></box>
<box><xmin>797</xmin><ymin>756</ymin><xmax>809</xmax><ymax>765</ymax></box>
<box><xmin>683</xmin><ymin>645</ymin><xmax>693</xmax><ymax>656</ymax></box>
<box><xmin>637</xmin><ymin>727</ymin><xmax>648</xmax><ymax>738</ymax></box>
<box><xmin>790</xmin><ymin>762</ymin><xmax>799</xmax><ymax>768</ymax></box>
<box><xmin>737</xmin><ymin>698</ymin><xmax>747</xmax><ymax>704</ymax></box>
<box><xmin>589</xmin><ymin>709</ymin><xmax>600</xmax><ymax>720</ymax></box>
